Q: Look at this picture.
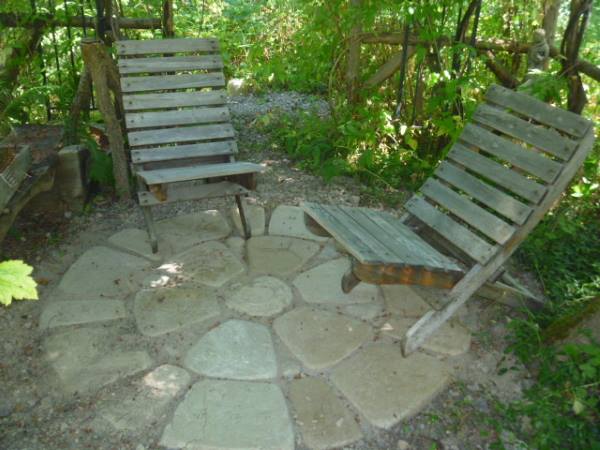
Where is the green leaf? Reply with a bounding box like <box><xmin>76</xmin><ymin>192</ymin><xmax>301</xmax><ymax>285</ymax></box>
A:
<box><xmin>572</xmin><ymin>398</ymin><xmax>585</xmax><ymax>415</ymax></box>
<box><xmin>0</xmin><ymin>260</ymin><xmax>38</xmax><ymax>306</ymax></box>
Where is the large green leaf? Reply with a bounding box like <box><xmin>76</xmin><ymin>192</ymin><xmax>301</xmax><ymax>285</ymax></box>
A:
<box><xmin>0</xmin><ymin>260</ymin><xmax>38</xmax><ymax>306</ymax></box>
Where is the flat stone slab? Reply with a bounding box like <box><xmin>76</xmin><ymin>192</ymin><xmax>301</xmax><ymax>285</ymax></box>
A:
<box><xmin>153</xmin><ymin>241</ymin><xmax>245</xmax><ymax>288</ymax></box>
<box><xmin>331</xmin><ymin>344</ymin><xmax>450</xmax><ymax>428</ymax></box>
<box><xmin>273</xmin><ymin>307</ymin><xmax>373</xmax><ymax>370</ymax></box>
<box><xmin>93</xmin><ymin>365</ymin><xmax>190</xmax><ymax>431</ymax></box>
<box><xmin>107</xmin><ymin>228</ymin><xmax>164</xmax><ymax>263</ymax></box>
<box><xmin>225</xmin><ymin>276</ymin><xmax>292</xmax><ymax>317</ymax></box>
<box><xmin>58</xmin><ymin>246</ymin><xmax>150</xmax><ymax>299</ymax></box>
<box><xmin>247</xmin><ymin>236</ymin><xmax>320</xmax><ymax>276</ymax></box>
<box><xmin>40</xmin><ymin>300</ymin><xmax>127</xmax><ymax>329</ymax></box>
<box><xmin>45</xmin><ymin>328</ymin><xmax>152</xmax><ymax>394</ymax></box>
<box><xmin>231</xmin><ymin>204</ymin><xmax>265</xmax><ymax>236</ymax></box>
<box><xmin>184</xmin><ymin>320</ymin><xmax>278</xmax><ymax>380</ymax></box>
<box><xmin>290</xmin><ymin>377</ymin><xmax>362</xmax><ymax>450</ymax></box>
<box><xmin>343</xmin><ymin>303</ymin><xmax>383</xmax><ymax>321</ymax></box>
<box><xmin>294</xmin><ymin>258</ymin><xmax>379</xmax><ymax>305</ymax></box>
<box><xmin>382</xmin><ymin>285</ymin><xmax>432</xmax><ymax>318</ymax></box>
<box><xmin>269</xmin><ymin>205</ymin><xmax>328</xmax><ymax>242</ymax></box>
<box><xmin>225</xmin><ymin>236</ymin><xmax>245</xmax><ymax>261</ymax></box>
<box><xmin>160</xmin><ymin>379</ymin><xmax>294</xmax><ymax>450</ymax></box>
<box><xmin>156</xmin><ymin>210</ymin><xmax>231</xmax><ymax>254</ymax></box>
<box><xmin>134</xmin><ymin>287</ymin><xmax>221</xmax><ymax>337</ymax></box>
<box><xmin>381</xmin><ymin>317</ymin><xmax>472</xmax><ymax>356</ymax></box>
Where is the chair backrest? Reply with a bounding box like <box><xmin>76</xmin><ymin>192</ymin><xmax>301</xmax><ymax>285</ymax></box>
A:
<box><xmin>405</xmin><ymin>85</ymin><xmax>595</xmax><ymax>267</ymax></box>
<box><xmin>115</xmin><ymin>38</ymin><xmax>237</xmax><ymax>173</ymax></box>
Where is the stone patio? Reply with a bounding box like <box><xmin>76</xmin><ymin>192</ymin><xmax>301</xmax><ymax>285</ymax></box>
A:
<box><xmin>41</xmin><ymin>205</ymin><xmax>474</xmax><ymax>449</ymax></box>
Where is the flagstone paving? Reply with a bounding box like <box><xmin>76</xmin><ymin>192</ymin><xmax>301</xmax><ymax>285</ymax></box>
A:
<box><xmin>231</xmin><ymin>203</ymin><xmax>266</xmax><ymax>236</ymax></box>
<box><xmin>42</xmin><ymin>206</ymin><xmax>474</xmax><ymax>449</ymax></box>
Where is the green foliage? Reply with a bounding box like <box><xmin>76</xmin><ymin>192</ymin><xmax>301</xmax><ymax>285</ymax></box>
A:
<box><xmin>0</xmin><ymin>260</ymin><xmax>38</xmax><ymax>306</ymax></box>
<box><xmin>84</xmin><ymin>134</ymin><xmax>115</xmax><ymax>187</ymax></box>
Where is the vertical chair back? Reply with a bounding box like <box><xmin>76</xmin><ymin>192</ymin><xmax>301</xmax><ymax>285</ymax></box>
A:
<box><xmin>405</xmin><ymin>85</ymin><xmax>595</xmax><ymax>268</ymax></box>
<box><xmin>115</xmin><ymin>38</ymin><xmax>237</xmax><ymax>173</ymax></box>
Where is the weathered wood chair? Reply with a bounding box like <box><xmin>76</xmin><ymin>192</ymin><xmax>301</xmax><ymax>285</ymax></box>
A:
<box><xmin>116</xmin><ymin>38</ymin><xmax>263</xmax><ymax>252</ymax></box>
<box><xmin>302</xmin><ymin>85</ymin><xmax>595</xmax><ymax>355</ymax></box>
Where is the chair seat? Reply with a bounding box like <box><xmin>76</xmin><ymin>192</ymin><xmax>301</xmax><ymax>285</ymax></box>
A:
<box><xmin>302</xmin><ymin>202</ymin><xmax>462</xmax><ymax>275</ymax></box>
<box><xmin>137</xmin><ymin>161</ymin><xmax>263</xmax><ymax>185</ymax></box>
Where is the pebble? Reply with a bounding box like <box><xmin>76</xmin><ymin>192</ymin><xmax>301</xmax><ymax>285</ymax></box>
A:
<box><xmin>397</xmin><ymin>439</ymin><xmax>410</xmax><ymax>450</ymax></box>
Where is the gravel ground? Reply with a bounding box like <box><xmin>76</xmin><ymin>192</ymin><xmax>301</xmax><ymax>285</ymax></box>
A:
<box><xmin>0</xmin><ymin>91</ymin><xmax>533</xmax><ymax>450</ymax></box>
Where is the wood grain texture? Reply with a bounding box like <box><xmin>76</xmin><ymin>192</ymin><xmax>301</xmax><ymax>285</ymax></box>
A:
<box><xmin>138</xmin><ymin>180</ymin><xmax>248</xmax><ymax>205</ymax></box>
<box><xmin>128</xmin><ymin>123</ymin><xmax>235</xmax><ymax>147</ymax></box>
<box><xmin>137</xmin><ymin>161</ymin><xmax>262</xmax><ymax>185</ymax></box>
<box><xmin>131</xmin><ymin>141</ymin><xmax>237</xmax><ymax>164</ymax></box>
<box><xmin>461</xmin><ymin>123</ymin><xmax>563</xmax><ymax>183</ymax></box>
<box><xmin>485</xmin><ymin>84</ymin><xmax>591</xmax><ymax>138</ymax></box>
<box><xmin>125</xmin><ymin>106</ymin><xmax>230</xmax><ymax>129</ymax></box>
<box><xmin>405</xmin><ymin>195</ymin><xmax>498</xmax><ymax>264</ymax></box>
<box><xmin>448</xmin><ymin>143</ymin><xmax>547</xmax><ymax>203</ymax></box>
<box><xmin>421</xmin><ymin>179</ymin><xmax>516</xmax><ymax>244</ymax></box>
<box><xmin>120</xmin><ymin>73</ymin><xmax>225</xmax><ymax>93</ymax></box>
<box><xmin>116</xmin><ymin>38</ymin><xmax>219</xmax><ymax>56</ymax></box>
<box><xmin>473</xmin><ymin>103</ymin><xmax>576</xmax><ymax>160</ymax></box>
<box><xmin>118</xmin><ymin>55</ymin><xmax>223</xmax><ymax>74</ymax></box>
<box><xmin>123</xmin><ymin>90</ymin><xmax>227</xmax><ymax>110</ymax></box>
<box><xmin>435</xmin><ymin>161</ymin><xmax>532</xmax><ymax>225</ymax></box>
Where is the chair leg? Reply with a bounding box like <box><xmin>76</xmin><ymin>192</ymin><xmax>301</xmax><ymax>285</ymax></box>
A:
<box><xmin>141</xmin><ymin>205</ymin><xmax>158</xmax><ymax>253</ymax></box>
<box><xmin>342</xmin><ymin>267</ymin><xmax>360</xmax><ymax>293</ymax></box>
<box><xmin>235</xmin><ymin>194</ymin><xmax>251</xmax><ymax>239</ymax></box>
<box><xmin>402</xmin><ymin>263</ymin><xmax>495</xmax><ymax>355</ymax></box>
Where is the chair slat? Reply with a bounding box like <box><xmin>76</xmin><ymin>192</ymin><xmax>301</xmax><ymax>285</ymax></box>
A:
<box><xmin>473</xmin><ymin>104</ymin><xmax>576</xmax><ymax>160</ymax></box>
<box><xmin>137</xmin><ymin>161</ymin><xmax>262</xmax><ymax>185</ymax></box>
<box><xmin>123</xmin><ymin>90</ymin><xmax>227</xmax><ymax>111</ymax></box>
<box><xmin>302</xmin><ymin>203</ymin><xmax>383</xmax><ymax>264</ymax></box>
<box><xmin>120</xmin><ymin>73</ymin><xmax>225</xmax><ymax>93</ymax></box>
<box><xmin>421</xmin><ymin>179</ymin><xmax>515</xmax><ymax>244</ymax></box>
<box><xmin>435</xmin><ymin>161</ymin><xmax>532</xmax><ymax>225</ymax></box>
<box><xmin>405</xmin><ymin>196</ymin><xmax>497</xmax><ymax>264</ymax></box>
<box><xmin>128</xmin><ymin>123</ymin><xmax>235</xmax><ymax>147</ymax></box>
<box><xmin>485</xmin><ymin>84</ymin><xmax>590</xmax><ymax>138</ymax></box>
<box><xmin>449</xmin><ymin>144</ymin><xmax>546</xmax><ymax>203</ymax></box>
<box><xmin>461</xmin><ymin>123</ymin><xmax>563</xmax><ymax>183</ymax></box>
<box><xmin>338</xmin><ymin>206</ymin><xmax>461</xmax><ymax>272</ymax></box>
<box><xmin>126</xmin><ymin>106</ymin><xmax>230</xmax><ymax>129</ymax></box>
<box><xmin>118</xmin><ymin>55</ymin><xmax>223</xmax><ymax>74</ymax></box>
<box><xmin>131</xmin><ymin>141</ymin><xmax>237</xmax><ymax>164</ymax></box>
<box><xmin>116</xmin><ymin>38</ymin><xmax>219</xmax><ymax>56</ymax></box>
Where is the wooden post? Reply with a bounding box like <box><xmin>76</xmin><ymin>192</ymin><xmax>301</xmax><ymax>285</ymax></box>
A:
<box><xmin>65</xmin><ymin>67</ymin><xmax>93</xmax><ymax>144</ymax></box>
<box><xmin>81</xmin><ymin>39</ymin><xmax>131</xmax><ymax>199</ymax></box>
<box><xmin>346</xmin><ymin>0</ymin><xmax>362</xmax><ymax>103</ymax></box>
<box><xmin>162</xmin><ymin>0</ymin><xmax>175</xmax><ymax>37</ymax></box>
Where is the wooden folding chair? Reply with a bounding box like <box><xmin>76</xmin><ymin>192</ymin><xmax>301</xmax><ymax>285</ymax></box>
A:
<box><xmin>302</xmin><ymin>85</ymin><xmax>595</xmax><ymax>355</ymax></box>
<box><xmin>116</xmin><ymin>38</ymin><xmax>263</xmax><ymax>252</ymax></box>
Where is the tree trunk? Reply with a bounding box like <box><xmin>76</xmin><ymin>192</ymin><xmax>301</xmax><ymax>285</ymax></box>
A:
<box><xmin>346</xmin><ymin>0</ymin><xmax>362</xmax><ymax>103</ymax></box>
<box><xmin>65</xmin><ymin>67</ymin><xmax>93</xmax><ymax>145</ymax></box>
<box><xmin>542</xmin><ymin>0</ymin><xmax>562</xmax><ymax>47</ymax></box>
<box><xmin>81</xmin><ymin>39</ymin><xmax>131</xmax><ymax>199</ymax></box>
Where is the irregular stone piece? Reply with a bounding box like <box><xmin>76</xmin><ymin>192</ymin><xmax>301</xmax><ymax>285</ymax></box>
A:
<box><xmin>290</xmin><ymin>377</ymin><xmax>362</xmax><ymax>450</ymax></box>
<box><xmin>58</xmin><ymin>246</ymin><xmax>150</xmax><ymax>299</ymax></box>
<box><xmin>343</xmin><ymin>303</ymin><xmax>383</xmax><ymax>321</ymax></box>
<box><xmin>155</xmin><ymin>210</ymin><xmax>231</xmax><ymax>254</ymax></box>
<box><xmin>382</xmin><ymin>285</ymin><xmax>432</xmax><ymax>318</ymax></box>
<box><xmin>160</xmin><ymin>379</ymin><xmax>294</xmax><ymax>450</ymax></box>
<box><xmin>331</xmin><ymin>344</ymin><xmax>450</xmax><ymax>428</ymax></box>
<box><xmin>225</xmin><ymin>236</ymin><xmax>245</xmax><ymax>261</ymax></box>
<box><xmin>134</xmin><ymin>287</ymin><xmax>220</xmax><ymax>337</ymax></box>
<box><xmin>231</xmin><ymin>204</ymin><xmax>265</xmax><ymax>236</ymax></box>
<box><xmin>93</xmin><ymin>365</ymin><xmax>190</xmax><ymax>431</ymax></box>
<box><xmin>40</xmin><ymin>300</ymin><xmax>127</xmax><ymax>329</ymax></box>
<box><xmin>45</xmin><ymin>327</ymin><xmax>152</xmax><ymax>394</ymax></box>
<box><xmin>108</xmin><ymin>228</ymin><xmax>164</xmax><ymax>263</ymax></box>
<box><xmin>381</xmin><ymin>317</ymin><xmax>471</xmax><ymax>356</ymax></box>
<box><xmin>153</xmin><ymin>241</ymin><xmax>245</xmax><ymax>288</ymax></box>
<box><xmin>225</xmin><ymin>276</ymin><xmax>292</xmax><ymax>317</ymax></box>
<box><xmin>268</xmin><ymin>205</ymin><xmax>328</xmax><ymax>241</ymax></box>
<box><xmin>294</xmin><ymin>258</ymin><xmax>379</xmax><ymax>305</ymax></box>
<box><xmin>274</xmin><ymin>307</ymin><xmax>373</xmax><ymax>370</ymax></box>
<box><xmin>247</xmin><ymin>236</ymin><xmax>320</xmax><ymax>276</ymax></box>
<box><xmin>184</xmin><ymin>320</ymin><xmax>278</xmax><ymax>380</ymax></box>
